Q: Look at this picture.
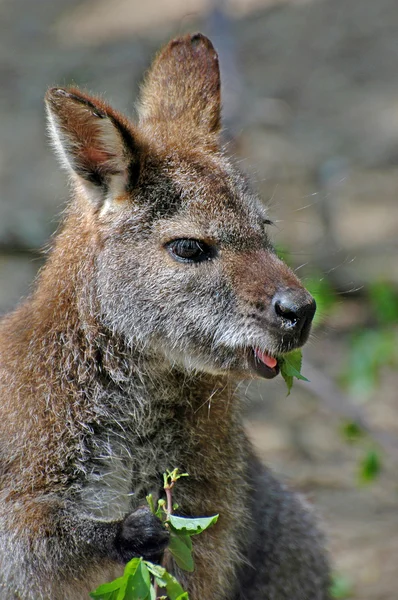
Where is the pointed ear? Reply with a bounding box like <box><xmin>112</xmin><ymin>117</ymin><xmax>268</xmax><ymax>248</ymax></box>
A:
<box><xmin>45</xmin><ymin>88</ymin><xmax>140</xmax><ymax>206</ymax></box>
<box><xmin>138</xmin><ymin>33</ymin><xmax>221</xmax><ymax>148</ymax></box>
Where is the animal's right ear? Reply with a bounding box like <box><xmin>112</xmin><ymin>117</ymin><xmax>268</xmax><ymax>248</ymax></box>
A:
<box><xmin>138</xmin><ymin>33</ymin><xmax>221</xmax><ymax>149</ymax></box>
<box><xmin>45</xmin><ymin>88</ymin><xmax>141</xmax><ymax>208</ymax></box>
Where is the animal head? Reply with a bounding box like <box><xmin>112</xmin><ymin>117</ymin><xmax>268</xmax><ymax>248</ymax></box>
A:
<box><xmin>45</xmin><ymin>33</ymin><xmax>315</xmax><ymax>381</ymax></box>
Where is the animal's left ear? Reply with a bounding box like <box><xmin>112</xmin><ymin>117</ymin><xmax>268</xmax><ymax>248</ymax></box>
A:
<box><xmin>138</xmin><ymin>33</ymin><xmax>221</xmax><ymax>149</ymax></box>
<box><xmin>45</xmin><ymin>87</ymin><xmax>141</xmax><ymax>207</ymax></box>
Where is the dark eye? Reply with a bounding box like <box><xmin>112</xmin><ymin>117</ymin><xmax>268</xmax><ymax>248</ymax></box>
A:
<box><xmin>166</xmin><ymin>239</ymin><xmax>214</xmax><ymax>263</ymax></box>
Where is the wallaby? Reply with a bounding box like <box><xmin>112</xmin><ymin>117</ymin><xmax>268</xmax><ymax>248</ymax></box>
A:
<box><xmin>0</xmin><ymin>34</ymin><xmax>330</xmax><ymax>599</ymax></box>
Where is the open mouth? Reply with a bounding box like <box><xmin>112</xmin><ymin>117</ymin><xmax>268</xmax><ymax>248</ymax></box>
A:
<box><xmin>251</xmin><ymin>347</ymin><xmax>280</xmax><ymax>379</ymax></box>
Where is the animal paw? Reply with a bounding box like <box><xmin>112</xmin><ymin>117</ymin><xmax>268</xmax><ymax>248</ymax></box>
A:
<box><xmin>114</xmin><ymin>506</ymin><xmax>169</xmax><ymax>563</ymax></box>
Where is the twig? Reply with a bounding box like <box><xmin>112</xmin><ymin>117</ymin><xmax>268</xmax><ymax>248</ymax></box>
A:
<box><xmin>154</xmin><ymin>476</ymin><xmax>176</xmax><ymax>599</ymax></box>
<box><xmin>165</xmin><ymin>481</ymin><xmax>174</xmax><ymax>517</ymax></box>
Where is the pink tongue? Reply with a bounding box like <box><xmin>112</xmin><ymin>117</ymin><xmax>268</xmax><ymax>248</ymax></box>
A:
<box><xmin>255</xmin><ymin>349</ymin><xmax>277</xmax><ymax>369</ymax></box>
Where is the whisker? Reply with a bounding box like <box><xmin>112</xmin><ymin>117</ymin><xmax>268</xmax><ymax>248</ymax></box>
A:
<box><xmin>294</xmin><ymin>262</ymin><xmax>310</xmax><ymax>272</ymax></box>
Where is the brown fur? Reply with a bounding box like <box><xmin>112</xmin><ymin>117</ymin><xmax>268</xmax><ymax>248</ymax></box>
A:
<box><xmin>0</xmin><ymin>34</ymin><xmax>329</xmax><ymax>599</ymax></box>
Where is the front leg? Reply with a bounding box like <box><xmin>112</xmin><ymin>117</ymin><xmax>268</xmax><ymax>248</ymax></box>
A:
<box><xmin>59</xmin><ymin>502</ymin><xmax>170</xmax><ymax>566</ymax></box>
<box><xmin>1</xmin><ymin>500</ymin><xmax>169</xmax><ymax>599</ymax></box>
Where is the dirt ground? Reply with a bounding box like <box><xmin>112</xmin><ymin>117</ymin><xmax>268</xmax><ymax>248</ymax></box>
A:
<box><xmin>0</xmin><ymin>0</ymin><xmax>397</xmax><ymax>598</ymax></box>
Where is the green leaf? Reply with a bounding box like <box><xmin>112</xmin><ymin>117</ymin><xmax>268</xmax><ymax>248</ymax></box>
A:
<box><xmin>116</xmin><ymin>558</ymin><xmax>140</xmax><ymax>600</ymax></box>
<box><xmin>146</xmin><ymin>494</ymin><xmax>156</xmax><ymax>515</ymax></box>
<box><xmin>156</xmin><ymin>499</ymin><xmax>166</xmax><ymax>519</ymax></box>
<box><xmin>168</xmin><ymin>531</ymin><xmax>194</xmax><ymax>572</ymax></box>
<box><xmin>146</xmin><ymin>494</ymin><xmax>166</xmax><ymax>520</ymax></box>
<box><xmin>145</xmin><ymin>562</ymin><xmax>188</xmax><ymax>600</ymax></box>
<box><xmin>368</xmin><ymin>281</ymin><xmax>398</xmax><ymax>325</ymax></box>
<box><xmin>162</xmin><ymin>571</ymin><xmax>188</xmax><ymax>600</ymax></box>
<box><xmin>90</xmin><ymin>588</ymin><xmax>121</xmax><ymax>600</ymax></box>
<box><xmin>90</xmin><ymin>558</ymin><xmax>153</xmax><ymax>600</ymax></box>
<box><xmin>123</xmin><ymin>558</ymin><xmax>143</xmax><ymax>576</ymax></box>
<box><xmin>329</xmin><ymin>573</ymin><xmax>353</xmax><ymax>598</ymax></box>
<box><xmin>342</xmin><ymin>328</ymin><xmax>397</xmax><ymax>397</ymax></box>
<box><xmin>144</xmin><ymin>561</ymin><xmax>166</xmax><ymax>581</ymax></box>
<box><xmin>163</xmin><ymin>469</ymin><xmax>189</xmax><ymax>488</ymax></box>
<box><xmin>124</xmin><ymin>561</ymin><xmax>151</xmax><ymax>600</ymax></box>
<box><xmin>144</xmin><ymin>562</ymin><xmax>164</xmax><ymax>576</ymax></box>
<box><xmin>359</xmin><ymin>449</ymin><xmax>382</xmax><ymax>483</ymax></box>
<box><xmin>341</xmin><ymin>421</ymin><xmax>364</xmax><ymax>443</ymax></box>
<box><xmin>177</xmin><ymin>532</ymin><xmax>193</xmax><ymax>551</ymax></box>
<box><xmin>168</xmin><ymin>514</ymin><xmax>219</xmax><ymax>535</ymax></box>
<box><xmin>90</xmin><ymin>577</ymin><xmax>125</xmax><ymax>599</ymax></box>
<box><xmin>279</xmin><ymin>349</ymin><xmax>309</xmax><ymax>395</ymax></box>
<box><xmin>144</xmin><ymin>562</ymin><xmax>169</xmax><ymax>591</ymax></box>
<box><xmin>149</xmin><ymin>586</ymin><xmax>157</xmax><ymax>600</ymax></box>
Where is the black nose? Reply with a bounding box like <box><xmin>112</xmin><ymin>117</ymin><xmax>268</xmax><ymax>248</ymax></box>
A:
<box><xmin>272</xmin><ymin>289</ymin><xmax>316</xmax><ymax>335</ymax></box>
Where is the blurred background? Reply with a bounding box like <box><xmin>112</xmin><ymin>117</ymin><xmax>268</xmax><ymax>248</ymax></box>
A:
<box><xmin>0</xmin><ymin>0</ymin><xmax>397</xmax><ymax>597</ymax></box>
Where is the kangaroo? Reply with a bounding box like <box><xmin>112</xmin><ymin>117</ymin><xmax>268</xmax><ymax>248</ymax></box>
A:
<box><xmin>0</xmin><ymin>34</ymin><xmax>330</xmax><ymax>599</ymax></box>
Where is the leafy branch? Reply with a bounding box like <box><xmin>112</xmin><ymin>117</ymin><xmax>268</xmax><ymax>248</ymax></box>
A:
<box><xmin>90</xmin><ymin>469</ymin><xmax>218</xmax><ymax>600</ymax></box>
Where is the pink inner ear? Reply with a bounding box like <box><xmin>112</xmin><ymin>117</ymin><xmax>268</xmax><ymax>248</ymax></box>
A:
<box><xmin>83</xmin><ymin>147</ymin><xmax>115</xmax><ymax>167</ymax></box>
